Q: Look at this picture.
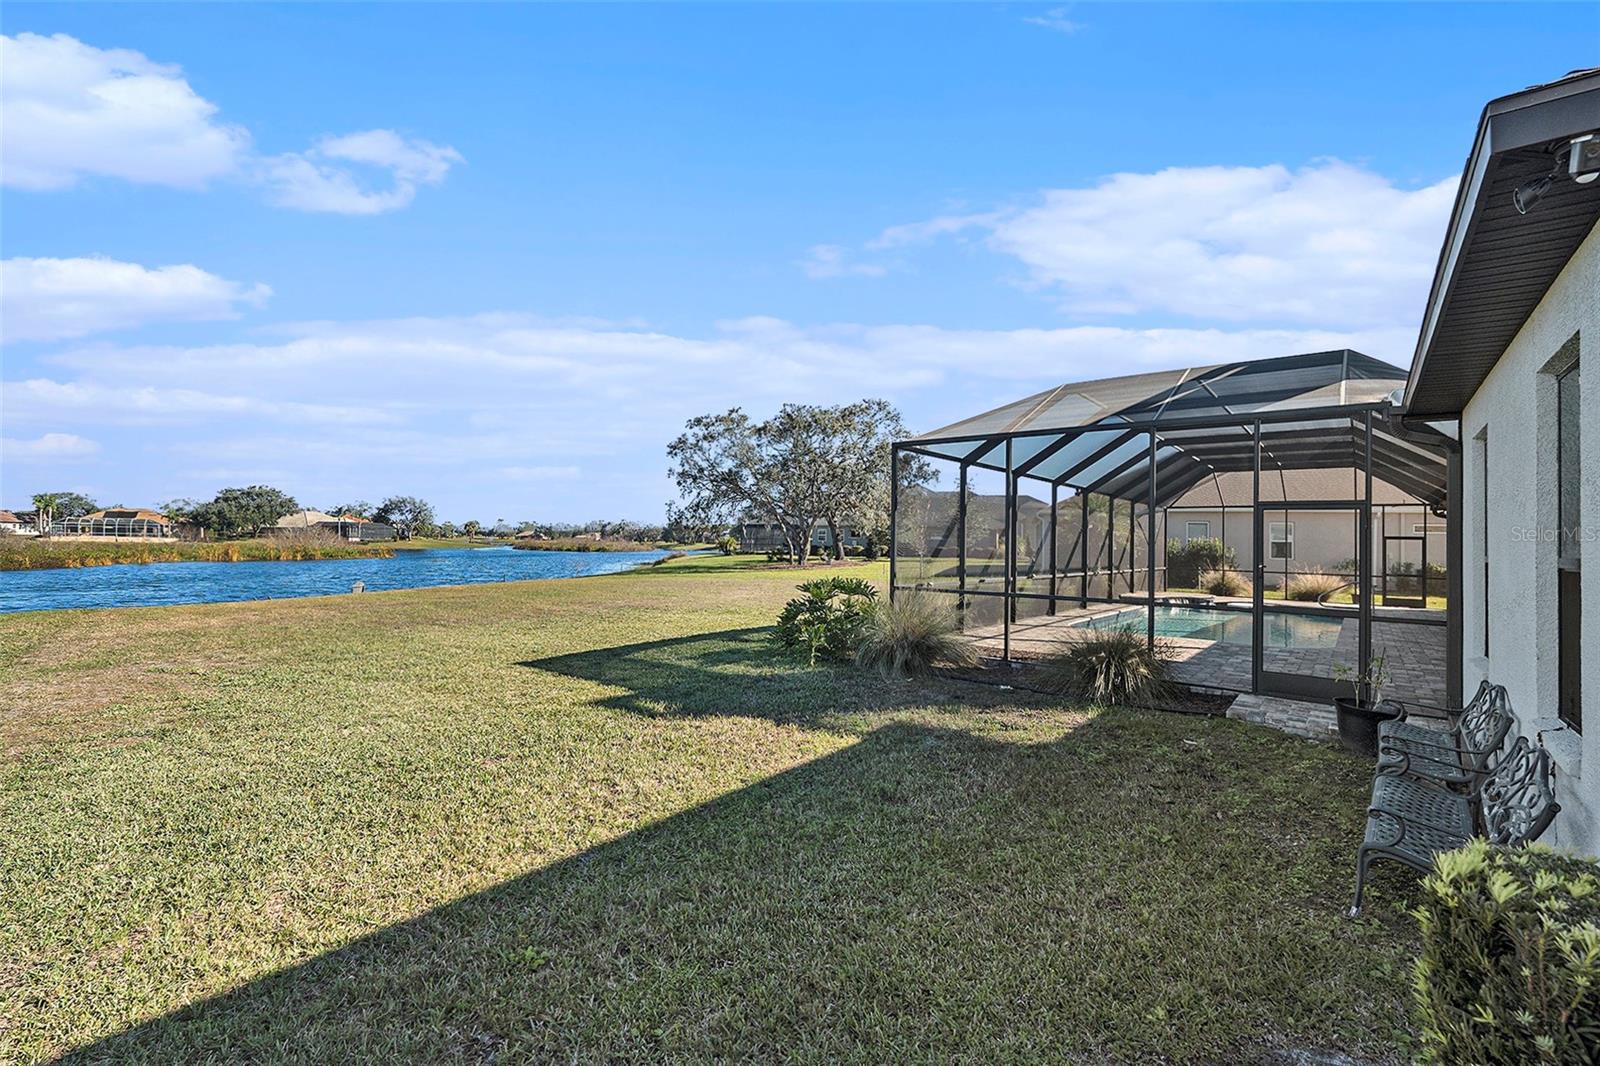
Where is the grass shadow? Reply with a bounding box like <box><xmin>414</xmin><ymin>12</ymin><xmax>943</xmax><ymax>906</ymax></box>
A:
<box><xmin>519</xmin><ymin>626</ymin><xmax>947</xmax><ymax>728</ymax></box>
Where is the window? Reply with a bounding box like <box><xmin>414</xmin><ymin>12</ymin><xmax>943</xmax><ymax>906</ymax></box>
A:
<box><xmin>1269</xmin><ymin>521</ymin><xmax>1294</xmax><ymax>560</ymax></box>
<box><xmin>1411</xmin><ymin>522</ymin><xmax>1430</xmax><ymax>535</ymax></box>
<box><xmin>1184</xmin><ymin>521</ymin><xmax>1211</xmax><ymax>543</ymax></box>
<box><xmin>1557</xmin><ymin>356</ymin><xmax>1581</xmax><ymax>733</ymax></box>
<box><xmin>1476</xmin><ymin>428</ymin><xmax>1490</xmax><ymax>657</ymax></box>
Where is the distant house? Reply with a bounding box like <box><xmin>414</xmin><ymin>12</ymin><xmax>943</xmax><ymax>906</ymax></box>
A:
<box><xmin>1164</xmin><ymin>469</ymin><xmax>1447</xmax><ymax>597</ymax></box>
<box><xmin>513</xmin><ymin>529</ymin><xmax>547</xmax><ymax>540</ymax></box>
<box><xmin>52</xmin><ymin>508</ymin><xmax>175</xmax><ymax>538</ymax></box>
<box><xmin>736</xmin><ymin>520</ymin><xmax>868</xmax><ymax>553</ymax></box>
<box><xmin>0</xmin><ymin>510</ymin><xmax>37</xmax><ymax>536</ymax></box>
<box><xmin>274</xmin><ymin>509</ymin><xmax>396</xmax><ymax>542</ymax></box>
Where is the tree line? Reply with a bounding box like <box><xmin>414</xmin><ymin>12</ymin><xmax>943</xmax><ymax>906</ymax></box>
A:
<box><xmin>23</xmin><ymin>488</ymin><xmax>671</xmax><ymax>544</ymax></box>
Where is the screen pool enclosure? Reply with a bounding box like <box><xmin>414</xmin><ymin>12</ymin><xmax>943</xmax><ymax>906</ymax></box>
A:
<box><xmin>889</xmin><ymin>350</ymin><xmax>1461</xmax><ymax>705</ymax></box>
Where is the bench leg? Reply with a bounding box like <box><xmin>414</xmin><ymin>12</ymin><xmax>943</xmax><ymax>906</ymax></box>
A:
<box><xmin>1349</xmin><ymin>849</ymin><xmax>1374</xmax><ymax>918</ymax></box>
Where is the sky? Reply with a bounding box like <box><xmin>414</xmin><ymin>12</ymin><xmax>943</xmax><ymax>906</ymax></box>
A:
<box><xmin>3</xmin><ymin>3</ymin><xmax>1598</xmax><ymax>524</ymax></box>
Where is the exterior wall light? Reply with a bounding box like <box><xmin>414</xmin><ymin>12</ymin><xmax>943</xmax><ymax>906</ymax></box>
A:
<box><xmin>1570</xmin><ymin>132</ymin><xmax>1600</xmax><ymax>184</ymax></box>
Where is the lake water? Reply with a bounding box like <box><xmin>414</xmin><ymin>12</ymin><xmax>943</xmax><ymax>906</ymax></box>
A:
<box><xmin>0</xmin><ymin>546</ymin><xmax>673</xmax><ymax>613</ymax></box>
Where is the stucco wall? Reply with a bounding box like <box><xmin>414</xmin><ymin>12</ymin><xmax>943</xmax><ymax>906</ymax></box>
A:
<box><xmin>1167</xmin><ymin>506</ymin><xmax>1445</xmax><ymax>590</ymax></box>
<box><xmin>1460</xmin><ymin>218</ymin><xmax>1600</xmax><ymax>856</ymax></box>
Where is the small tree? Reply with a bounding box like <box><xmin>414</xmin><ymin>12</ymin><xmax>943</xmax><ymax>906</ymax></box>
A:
<box><xmin>326</xmin><ymin>500</ymin><xmax>373</xmax><ymax>520</ymax></box>
<box><xmin>375</xmin><ymin>496</ymin><xmax>435</xmax><ymax>540</ymax></box>
<box><xmin>31</xmin><ymin>491</ymin><xmax>98</xmax><ymax>533</ymax></box>
<box><xmin>814</xmin><ymin>399</ymin><xmax>908</xmax><ymax>561</ymax></box>
<box><xmin>463</xmin><ymin>520</ymin><xmax>482</xmax><ymax>541</ymax></box>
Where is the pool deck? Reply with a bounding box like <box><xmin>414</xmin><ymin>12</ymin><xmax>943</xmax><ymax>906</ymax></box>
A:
<box><xmin>964</xmin><ymin>600</ymin><xmax>1447</xmax><ymax>707</ymax></box>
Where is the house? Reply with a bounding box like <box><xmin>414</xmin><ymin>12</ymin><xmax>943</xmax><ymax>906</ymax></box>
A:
<box><xmin>274</xmin><ymin>509</ymin><xmax>396</xmax><ymax>542</ymax></box>
<box><xmin>1165</xmin><ymin>469</ymin><xmax>1447</xmax><ymax>599</ymax></box>
<box><xmin>1403</xmin><ymin>69</ymin><xmax>1600</xmax><ymax>853</ymax></box>
<box><xmin>0</xmin><ymin>510</ymin><xmax>37</xmax><ymax>536</ymax></box>
<box><xmin>52</xmin><ymin>508</ymin><xmax>175</xmax><ymax>538</ymax></box>
<box><xmin>735</xmin><ymin>520</ymin><xmax>869</xmax><ymax>554</ymax></box>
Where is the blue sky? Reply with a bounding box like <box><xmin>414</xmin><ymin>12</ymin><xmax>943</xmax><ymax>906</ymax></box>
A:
<box><xmin>3</xmin><ymin>3</ymin><xmax>1596</xmax><ymax>522</ymax></box>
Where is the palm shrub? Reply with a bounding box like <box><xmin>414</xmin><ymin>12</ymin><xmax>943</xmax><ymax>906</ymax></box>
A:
<box><xmin>1286</xmin><ymin>572</ymin><xmax>1346</xmax><ymax>602</ymax></box>
<box><xmin>1039</xmin><ymin>629</ymin><xmax>1171</xmax><ymax>706</ymax></box>
<box><xmin>854</xmin><ymin>591</ymin><xmax>978</xmax><ymax>679</ymax></box>
<box><xmin>1414</xmin><ymin>841</ymin><xmax>1600</xmax><ymax>1064</ymax></box>
<box><xmin>775</xmin><ymin>576</ymin><xmax>878</xmax><ymax>665</ymax></box>
<box><xmin>1199</xmin><ymin>568</ymin><xmax>1250</xmax><ymax>597</ymax></box>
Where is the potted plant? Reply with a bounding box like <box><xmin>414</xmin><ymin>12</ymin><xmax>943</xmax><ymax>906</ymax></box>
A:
<box><xmin>1332</xmin><ymin>651</ymin><xmax>1399</xmax><ymax>758</ymax></box>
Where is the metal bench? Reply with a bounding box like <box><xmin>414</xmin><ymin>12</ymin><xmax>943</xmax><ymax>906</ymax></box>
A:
<box><xmin>1350</xmin><ymin>735</ymin><xmax>1558</xmax><ymax>916</ymax></box>
<box><xmin>1375</xmin><ymin>680</ymin><xmax>1513</xmax><ymax>790</ymax></box>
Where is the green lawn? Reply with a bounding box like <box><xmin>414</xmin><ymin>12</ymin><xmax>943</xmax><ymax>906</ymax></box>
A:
<box><xmin>0</xmin><ymin>557</ymin><xmax>1420</xmax><ymax>1063</ymax></box>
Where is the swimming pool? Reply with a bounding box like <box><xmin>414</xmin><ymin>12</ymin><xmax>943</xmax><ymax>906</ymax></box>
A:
<box><xmin>1069</xmin><ymin>605</ymin><xmax>1345</xmax><ymax>649</ymax></box>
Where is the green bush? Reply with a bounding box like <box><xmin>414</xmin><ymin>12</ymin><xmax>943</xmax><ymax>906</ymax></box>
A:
<box><xmin>775</xmin><ymin>576</ymin><xmax>878</xmax><ymax>664</ymax></box>
<box><xmin>1414</xmin><ymin>841</ymin><xmax>1600</xmax><ymax>1064</ymax></box>
<box><xmin>1039</xmin><ymin>629</ymin><xmax>1171</xmax><ymax>706</ymax></box>
<box><xmin>1198</xmin><ymin>568</ymin><xmax>1250</xmax><ymax>597</ymax></box>
<box><xmin>1166</xmin><ymin>537</ymin><xmax>1234</xmax><ymax>588</ymax></box>
<box><xmin>854</xmin><ymin>591</ymin><xmax>977</xmax><ymax>679</ymax></box>
<box><xmin>715</xmin><ymin>534</ymin><xmax>739</xmax><ymax>556</ymax></box>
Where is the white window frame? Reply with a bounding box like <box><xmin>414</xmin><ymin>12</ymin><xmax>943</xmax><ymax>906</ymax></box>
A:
<box><xmin>1269</xmin><ymin>521</ymin><xmax>1294</xmax><ymax>560</ymax></box>
<box><xmin>1411</xmin><ymin>522</ymin><xmax>1429</xmax><ymax>535</ymax></box>
<box><xmin>1184</xmin><ymin>521</ymin><xmax>1211</xmax><ymax>543</ymax></box>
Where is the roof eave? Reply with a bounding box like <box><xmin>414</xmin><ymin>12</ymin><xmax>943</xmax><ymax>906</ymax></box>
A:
<box><xmin>1404</xmin><ymin>70</ymin><xmax>1600</xmax><ymax>417</ymax></box>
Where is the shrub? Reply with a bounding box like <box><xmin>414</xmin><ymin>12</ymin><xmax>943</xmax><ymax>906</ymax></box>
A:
<box><xmin>1285</xmin><ymin>572</ymin><xmax>1346</xmax><ymax>602</ymax></box>
<box><xmin>1039</xmin><ymin>629</ymin><xmax>1171</xmax><ymax>706</ymax></box>
<box><xmin>775</xmin><ymin>576</ymin><xmax>878</xmax><ymax>664</ymax></box>
<box><xmin>1166</xmin><ymin>537</ymin><xmax>1235</xmax><ymax>588</ymax></box>
<box><xmin>1198</xmin><ymin>568</ymin><xmax>1250</xmax><ymax>597</ymax></box>
<box><xmin>854</xmin><ymin>592</ymin><xmax>977</xmax><ymax>679</ymax></box>
<box><xmin>715</xmin><ymin>534</ymin><xmax>739</xmax><ymax>556</ymax></box>
<box><xmin>1414</xmin><ymin>841</ymin><xmax>1600</xmax><ymax>1064</ymax></box>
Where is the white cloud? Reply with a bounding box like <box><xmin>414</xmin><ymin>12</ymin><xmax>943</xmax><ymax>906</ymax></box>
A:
<box><xmin>5</xmin><ymin>378</ymin><xmax>397</xmax><ymax>426</ymax></box>
<box><xmin>497</xmin><ymin>465</ymin><xmax>582</xmax><ymax>481</ymax></box>
<box><xmin>1</xmin><ymin>257</ymin><xmax>271</xmax><ymax>342</ymax></box>
<box><xmin>0</xmin><ymin>33</ymin><xmax>459</xmax><ymax>213</ymax></box>
<box><xmin>261</xmin><ymin>130</ymin><xmax>464</xmax><ymax>215</ymax></box>
<box><xmin>799</xmin><ymin>244</ymin><xmax>888</xmax><ymax>279</ymax></box>
<box><xmin>1</xmin><ymin>432</ymin><xmax>99</xmax><ymax>461</ymax></box>
<box><xmin>3</xmin><ymin>312</ymin><xmax>1415</xmax><ymax>515</ymax></box>
<box><xmin>1023</xmin><ymin>7</ymin><xmax>1084</xmax><ymax>34</ymax></box>
<box><xmin>863</xmin><ymin>161</ymin><xmax>1457</xmax><ymax>330</ymax></box>
<box><xmin>0</xmin><ymin>32</ymin><xmax>246</xmax><ymax>190</ymax></box>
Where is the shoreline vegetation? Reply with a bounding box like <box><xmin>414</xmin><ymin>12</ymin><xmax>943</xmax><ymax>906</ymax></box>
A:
<box><xmin>0</xmin><ymin>534</ymin><xmax>396</xmax><ymax>572</ymax></box>
<box><xmin>510</xmin><ymin>537</ymin><xmax>664</xmax><ymax>553</ymax></box>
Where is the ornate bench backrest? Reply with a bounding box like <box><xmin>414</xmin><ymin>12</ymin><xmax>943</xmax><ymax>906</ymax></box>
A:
<box><xmin>1459</xmin><ymin>683</ymin><xmax>1514</xmax><ymax>762</ymax></box>
<box><xmin>1479</xmin><ymin>736</ymin><xmax>1560</xmax><ymax>846</ymax></box>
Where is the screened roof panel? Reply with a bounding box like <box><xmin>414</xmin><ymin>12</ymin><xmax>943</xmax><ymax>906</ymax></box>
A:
<box><xmin>909</xmin><ymin>350</ymin><xmax>1405</xmax><ymax>441</ymax></box>
<box><xmin>897</xmin><ymin>351</ymin><xmax>1448</xmax><ymax>508</ymax></box>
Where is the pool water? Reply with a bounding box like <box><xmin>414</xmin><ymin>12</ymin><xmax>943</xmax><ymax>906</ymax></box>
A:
<box><xmin>1070</xmin><ymin>605</ymin><xmax>1344</xmax><ymax>649</ymax></box>
<box><xmin>0</xmin><ymin>546</ymin><xmax>673</xmax><ymax>613</ymax></box>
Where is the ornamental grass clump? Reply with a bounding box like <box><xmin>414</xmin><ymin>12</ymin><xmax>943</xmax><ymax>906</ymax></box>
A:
<box><xmin>854</xmin><ymin>591</ymin><xmax>978</xmax><ymax>679</ymax></box>
<box><xmin>1286</xmin><ymin>572</ymin><xmax>1346</xmax><ymax>602</ymax></box>
<box><xmin>1198</xmin><ymin>568</ymin><xmax>1250</xmax><ymax>597</ymax></box>
<box><xmin>1413</xmin><ymin>840</ymin><xmax>1600</xmax><ymax>1064</ymax></box>
<box><xmin>775</xmin><ymin>576</ymin><xmax>878</xmax><ymax>665</ymax></box>
<box><xmin>1039</xmin><ymin>629</ymin><xmax>1171</xmax><ymax>706</ymax></box>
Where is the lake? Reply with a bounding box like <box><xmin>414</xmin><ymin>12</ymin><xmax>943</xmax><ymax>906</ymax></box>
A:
<box><xmin>0</xmin><ymin>546</ymin><xmax>673</xmax><ymax>613</ymax></box>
